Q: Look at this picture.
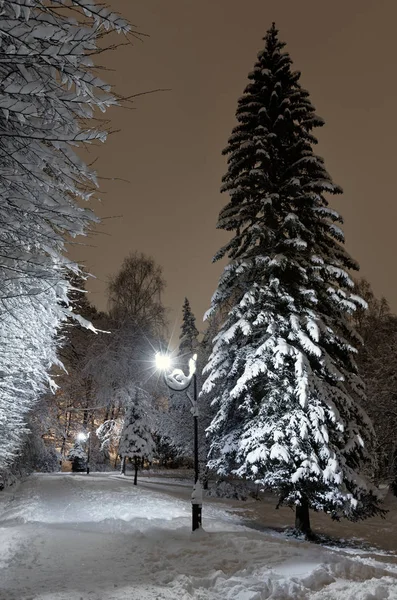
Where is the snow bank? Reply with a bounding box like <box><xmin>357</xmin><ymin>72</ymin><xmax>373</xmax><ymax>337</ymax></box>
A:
<box><xmin>0</xmin><ymin>473</ymin><xmax>397</xmax><ymax>600</ymax></box>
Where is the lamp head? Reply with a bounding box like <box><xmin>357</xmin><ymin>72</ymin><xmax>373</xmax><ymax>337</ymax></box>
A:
<box><xmin>155</xmin><ymin>352</ymin><xmax>172</xmax><ymax>372</ymax></box>
<box><xmin>77</xmin><ymin>432</ymin><xmax>88</xmax><ymax>442</ymax></box>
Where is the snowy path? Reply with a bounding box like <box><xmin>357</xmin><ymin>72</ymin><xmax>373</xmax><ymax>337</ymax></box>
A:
<box><xmin>1</xmin><ymin>474</ymin><xmax>397</xmax><ymax>599</ymax></box>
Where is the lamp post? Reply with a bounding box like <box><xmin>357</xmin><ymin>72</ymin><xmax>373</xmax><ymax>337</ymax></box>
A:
<box><xmin>155</xmin><ymin>352</ymin><xmax>202</xmax><ymax>532</ymax></box>
<box><xmin>86</xmin><ymin>432</ymin><xmax>91</xmax><ymax>475</ymax></box>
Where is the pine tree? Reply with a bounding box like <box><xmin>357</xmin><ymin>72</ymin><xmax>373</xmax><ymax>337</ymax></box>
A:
<box><xmin>67</xmin><ymin>441</ymin><xmax>87</xmax><ymax>473</ymax></box>
<box><xmin>179</xmin><ymin>298</ymin><xmax>199</xmax><ymax>357</ymax></box>
<box><xmin>203</xmin><ymin>24</ymin><xmax>383</xmax><ymax>536</ymax></box>
<box><xmin>119</xmin><ymin>388</ymin><xmax>155</xmax><ymax>485</ymax></box>
<box><xmin>352</xmin><ymin>279</ymin><xmax>397</xmax><ymax>483</ymax></box>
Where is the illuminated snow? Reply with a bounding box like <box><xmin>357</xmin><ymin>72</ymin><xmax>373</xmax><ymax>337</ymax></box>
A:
<box><xmin>1</xmin><ymin>473</ymin><xmax>397</xmax><ymax>600</ymax></box>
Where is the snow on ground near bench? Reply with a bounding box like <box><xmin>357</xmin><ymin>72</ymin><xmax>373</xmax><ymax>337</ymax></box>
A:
<box><xmin>0</xmin><ymin>473</ymin><xmax>397</xmax><ymax>600</ymax></box>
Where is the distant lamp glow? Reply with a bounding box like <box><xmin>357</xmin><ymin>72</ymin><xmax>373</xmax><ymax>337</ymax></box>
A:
<box><xmin>155</xmin><ymin>352</ymin><xmax>172</xmax><ymax>371</ymax></box>
<box><xmin>77</xmin><ymin>432</ymin><xmax>88</xmax><ymax>442</ymax></box>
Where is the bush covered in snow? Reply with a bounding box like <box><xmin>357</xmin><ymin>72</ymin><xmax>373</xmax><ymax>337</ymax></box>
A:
<box><xmin>0</xmin><ymin>431</ymin><xmax>59</xmax><ymax>490</ymax></box>
<box><xmin>207</xmin><ymin>480</ymin><xmax>250</xmax><ymax>501</ymax></box>
<box><xmin>67</xmin><ymin>442</ymin><xmax>87</xmax><ymax>473</ymax></box>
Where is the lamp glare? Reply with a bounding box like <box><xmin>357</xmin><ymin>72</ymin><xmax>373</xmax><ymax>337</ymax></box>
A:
<box><xmin>155</xmin><ymin>353</ymin><xmax>172</xmax><ymax>371</ymax></box>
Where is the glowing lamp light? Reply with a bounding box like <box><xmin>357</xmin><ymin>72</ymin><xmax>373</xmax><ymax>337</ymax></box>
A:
<box><xmin>155</xmin><ymin>352</ymin><xmax>172</xmax><ymax>372</ymax></box>
<box><xmin>77</xmin><ymin>432</ymin><xmax>88</xmax><ymax>442</ymax></box>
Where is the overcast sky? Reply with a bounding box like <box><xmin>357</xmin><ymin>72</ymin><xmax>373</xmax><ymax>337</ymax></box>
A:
<box><xmin>69</xmin><ymin>1</ymin><xmax>397</xmax><ymax>344</ymax></box>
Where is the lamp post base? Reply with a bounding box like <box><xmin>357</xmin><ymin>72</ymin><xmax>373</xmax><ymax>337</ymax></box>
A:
<box><xmin>192</xmin><ymin>504</ymin><xmax>202</xmax><ymax>531</ymax></box>
<box><xmin>191</xmin><ymin>480</ymin><xmax>203</xmax><ymax>531</ymax></box>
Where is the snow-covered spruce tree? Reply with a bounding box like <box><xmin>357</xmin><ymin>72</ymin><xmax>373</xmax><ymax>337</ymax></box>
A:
<box><xmin>119</xmin><ymin>388</ymin><xmax>155</xmax><ymax>485</ymax></box>
<box><xmin>67</xmin><ymin>440</ymin><xmax>87</xmax><ymax>473</ymax></box>
<box><xmin>179</xmin><ymin>298</ymin><xmax>199</xmax><ymax>357</ymax></box>
<box><xmin>352</xmin><ymin>279</ymin><xmax>397</xmax><ymax>483</ymax></box>
<box><xmin>0</xmin><ymin>2</ymin><xmax>129</xmax><ymax>470</ymax></box>
<box><xmin>203</xmin><ymin>24</ymin><xmax>383</xmax><ymax>536</ymax></box>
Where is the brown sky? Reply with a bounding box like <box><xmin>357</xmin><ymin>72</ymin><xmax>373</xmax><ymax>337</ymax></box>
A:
<box><xmin>69</xmin><ymin>0</ymin><xmax>397</xmax><ymax>344</ymax></box>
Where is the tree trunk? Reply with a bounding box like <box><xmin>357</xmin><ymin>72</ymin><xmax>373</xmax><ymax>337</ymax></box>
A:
<box><xmin>83</xmin><ymin>377</ymin><xmax>92</xmax><ymax>428</ymax></box>
<box><xmin>114</xmin><ymin>443</ymin><xmax>120</xmax><ymax>469</ymax></box>
<box><xmin>134</xmin><ymin>457</ymin><xmax>139</xmax><ymax>485</ymax></box>
<box><xmin>66</xmin><ymin>410</ymin><xmax>72</xmax><ymax>438</ymax></box>
<box><xmin>295</xmin><ymin>497</ymin><xmax>312</xmax><ymax>539</ymax></box>
<box><xmin>120</xmin><ymin>456</ymin><xmax>126</xmax><ymax>475</ymax></box>
<box><xmin>60</xmin><ymin>435</ymin><xmax>66</xmax><ymax>460</ymax></box>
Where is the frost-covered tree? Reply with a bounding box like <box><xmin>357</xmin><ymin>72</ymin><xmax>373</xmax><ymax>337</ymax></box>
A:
<box><xmin>203</xmin><ymin>24</ymin><xmax>383</xmax><ymax>536</ymax></box>
<box><xmin>119</xmin><ymin>388</ymin><xmax>155</xmax><ymax>485</ymax></box>
<box><xmin>86</xmin><ymin>317</ymin><xmax>159</xmax><ymax>428</ymax></box>
<box><xmin>84</xmin><ymin>253</ymin><xmax>166</xmax><ymax>450</ymax></box>
<box><xmin>108</xmin><ymin>252</ymin><xmax>167</xmax><ymax>335</ymax></box>
<box><xmin>96</xmin><ymin>419</ymin><xmax>122</xmax><ymax>459</ymax></box>
<box><xmin>0</xmin><ymin>2</ymin><xmax>129</xmax><ymax>470</ymax></box>
<box><xmin>179</xmin><ymin>298</ymin><xmax>199</xmax><ymax>357</ymax></box>
<box><xmin>67</xmin><ymin>440</ymin><xmax>87</xmax><ymax>473</ymax></box>
<box><xmin>27</xmin><ymin>276</ymin><xmax>115</xmax><ymax>473</ymax></box>
<box><xmin>353</xmin><ymin>279</ymin><xmax>397</xmax><ymax>483</ymax></box>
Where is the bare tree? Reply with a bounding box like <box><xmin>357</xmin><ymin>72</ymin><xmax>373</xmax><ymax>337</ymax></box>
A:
<box><xmin>108</xmin><ymin>252</ymin><xmax>167</xmax><ymax>335</ymax></box>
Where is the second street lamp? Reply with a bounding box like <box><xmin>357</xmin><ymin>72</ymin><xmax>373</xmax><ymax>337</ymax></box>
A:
<box><xmin>155</xmin><ymin>352</ymin><xmax>202</xmax><ymax>532</ymax></box>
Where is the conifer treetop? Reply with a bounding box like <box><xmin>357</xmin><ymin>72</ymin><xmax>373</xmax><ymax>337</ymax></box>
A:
<box><xmin>214</xmin><ymin>23</ymin><xmax>352</xmax><ymax>271</ymax></box>
<box><xmin>179</xmin><ymin>297</ymin><xmax>199</xmax><ymax>356</ymax></box>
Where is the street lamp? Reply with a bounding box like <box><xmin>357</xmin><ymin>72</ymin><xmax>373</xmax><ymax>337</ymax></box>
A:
<box><xmin>77</xmin><ymin>431</ymin><xmax>91</xmax><ymax>475</ymax></box>
<box><xmin>155</xmin><ymin>352</ymin><xmax>202</xmax><ymax>532</ymax></box>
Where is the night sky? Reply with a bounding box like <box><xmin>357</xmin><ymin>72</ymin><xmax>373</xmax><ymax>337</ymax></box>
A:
<box><xmin>69</xmin><ymin>1</ymin><xmax>397</xmax><ymax>342</ymax></box>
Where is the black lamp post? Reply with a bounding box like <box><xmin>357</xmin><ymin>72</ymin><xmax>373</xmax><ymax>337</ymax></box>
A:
<box><xmin>156</xmin><ymin>352</ymin><xmax>202</xmax><ymax>531</ymax></box>
<box><xmin>86</xmin><ymin>432</ymin><xmax>91</xmax><ymax>475</ymax></box>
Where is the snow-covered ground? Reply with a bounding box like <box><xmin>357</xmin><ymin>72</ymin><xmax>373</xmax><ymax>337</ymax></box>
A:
<box><xmin>0</xmin><ymin>473</ymin><xmax>397</xmax><ymax>600</ymax></box>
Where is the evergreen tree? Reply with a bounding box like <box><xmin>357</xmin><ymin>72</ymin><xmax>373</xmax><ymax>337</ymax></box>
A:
<box><xmin>203</xmin><ymin>24</ymin><xmax>383</xmax><ymax>536</ymax></box>
<box><xmin>179</xmin><ymin>298</ymin><xmax>199</xmax><ymax>357</ymax></box>
<box><xmin>119</xmin><ymin>388</ymin><xmax>155</xmax><ymax>485</ymax></box>
<box><xmin>352</xmin><ymin>279</ymin><xmax>397</xmax><ymax>484</ymax></box>
<box><xmin>67</xmin><ymin>441</ymin><xmax>87</xmax><ymax>473</ymax></box>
